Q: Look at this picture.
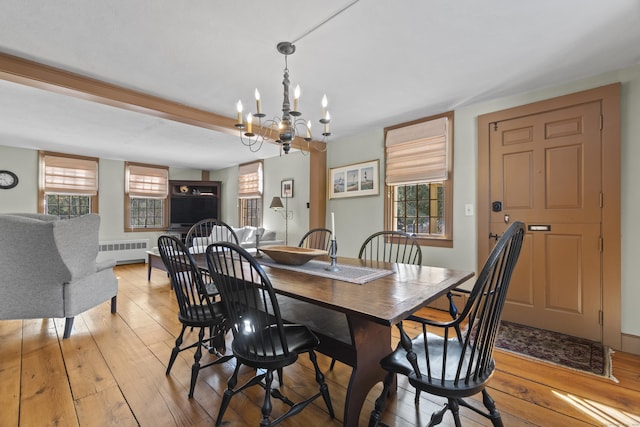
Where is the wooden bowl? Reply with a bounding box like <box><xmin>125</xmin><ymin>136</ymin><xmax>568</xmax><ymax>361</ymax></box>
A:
<box><xmin>260</xmin><ymin>245</ymin><xmax>327</xmax><ymax>265</ymax></box>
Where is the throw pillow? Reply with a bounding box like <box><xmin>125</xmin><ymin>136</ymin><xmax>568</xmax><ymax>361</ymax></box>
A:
<box><xmin>262</xmin><ymin>230</ymin><xmax>276</xmax><ymax>241</ymax></box>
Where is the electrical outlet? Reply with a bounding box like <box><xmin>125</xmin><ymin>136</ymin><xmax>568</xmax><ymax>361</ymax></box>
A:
<box><xmin>464</xmin><ymin>204</ymin><xmax>474</xmax><ymax>216</ymax></box>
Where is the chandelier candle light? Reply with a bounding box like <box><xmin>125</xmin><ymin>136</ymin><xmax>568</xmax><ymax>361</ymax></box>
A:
<box><xmin>235</xmin><ymin>41</ymin><xmax>331</xmax><ymax>154</ymax></box>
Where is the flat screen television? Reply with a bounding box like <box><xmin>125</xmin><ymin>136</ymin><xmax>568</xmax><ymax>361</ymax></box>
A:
<box><xmin>169</xmin><ymin>196</ymin><xmax>217</xmax><ymax>227</ymax></box>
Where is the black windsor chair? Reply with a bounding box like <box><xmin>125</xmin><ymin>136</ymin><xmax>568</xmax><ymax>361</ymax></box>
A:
<box><xmin>184</xmin><ymin>218</ymin><xmax>239</xmax><ymax>253</ymax></box>
<box><xmin>298</xmin><ymin>227</ymin><xmax>333</xmax><ymax>251</ymax></box>
<box><xmin>327</xmin><ymin>230</ymin><xmax>424</xmax><ymax>370</ymax></box>
<box><xmin>368</xmin><ymin>221</ymin><xmax>526</xmax><ymax>427</ymax></box>
<box><xmin>157</xmin><ymin>235</ymin><xmax>233</xmax><ymax>398</ymax></box>
<box><xmin>205</xmin><ymin>242</ymin><xmax>335</xmax><ymax>427</ymax></box>
<box><xmin>358</xmin><ymin>230</ymin><xmax>423</xmax><ymax>265</ymax></box>
<box><xmin>184</xmin><ymin>219</ymin><xmax>239</xmax><ymax>296</ymax></box>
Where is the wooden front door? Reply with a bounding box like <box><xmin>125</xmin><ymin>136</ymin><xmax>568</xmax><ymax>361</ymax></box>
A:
<box><xmin>487</xmin><ymin>101</ymin><xmax>603</xmax><ymax>341</ymax></box>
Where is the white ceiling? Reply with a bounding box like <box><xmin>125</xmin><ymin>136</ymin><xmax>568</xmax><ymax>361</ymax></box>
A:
<box><xmin>1</xmin><ymin>0</ymin><xmax>639</xmax><ymax>170</ymax></box>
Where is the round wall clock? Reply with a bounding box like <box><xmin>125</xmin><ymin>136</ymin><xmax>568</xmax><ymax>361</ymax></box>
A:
<box><xmin>0</xmin><ymin>170</ymin><xmax>18</xmax><ymax>189</ymax></box>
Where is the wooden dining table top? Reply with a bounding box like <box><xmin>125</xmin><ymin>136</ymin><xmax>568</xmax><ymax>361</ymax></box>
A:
<box><xmin>254</xmin><ymin>256</ymin><xmax>475</xmax><ymax>327</ymax></box>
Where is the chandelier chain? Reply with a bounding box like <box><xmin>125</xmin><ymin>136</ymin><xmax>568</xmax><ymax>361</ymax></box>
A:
<box><xmin>291</xmin><ymin>0</ymin><xmax>361</xmax><ymax>44</ymax></box>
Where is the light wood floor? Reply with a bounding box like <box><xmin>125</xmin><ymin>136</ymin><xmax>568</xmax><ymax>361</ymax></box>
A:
<box><xmin>1</xmin><ymin>263</ymin><xmax>639</xmax><ymax>427</ymax></box>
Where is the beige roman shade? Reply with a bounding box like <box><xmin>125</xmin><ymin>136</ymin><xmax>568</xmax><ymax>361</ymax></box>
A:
<box><xmin>42</xmin><ymin>154</ymin><xmax>98</xmax><ymax>195</ymax></box>
<box><xmin>385</xmin><ymin>116</ymin><xmax>449</xmax><ymax>186</ymax></box>
<box><xmin>238</xmin><ymin>161</ymin><xmax>263</xmax><ymax>198</ymax></box>
<box><xmin>126</xmin><ymin>164</ymin><xmax>168</xmax><ymax>198</ymax></box>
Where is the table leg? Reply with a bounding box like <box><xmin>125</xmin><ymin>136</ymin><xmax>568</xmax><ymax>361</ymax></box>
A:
<box><xmin>343</xmin><ymin>316</ymin><xmax>396</xmax><ymax>427</ymax></box>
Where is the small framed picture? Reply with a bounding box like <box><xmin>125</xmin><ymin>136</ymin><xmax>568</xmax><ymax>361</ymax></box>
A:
<box><xmin>281</xmin><ymin>179</ymin><xmax>294</xmax><ymax>198</ymax></box>
<box><xmin>329</xmin><ymin>159</ymin><xmax>379</xmax><ymax>199</ymax></box>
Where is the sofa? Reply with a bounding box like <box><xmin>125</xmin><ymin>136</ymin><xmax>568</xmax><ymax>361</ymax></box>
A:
<box><xmin>189</xmin><ymin>225</ymin><xmax>284</xmax><ymax>254</ymax></box>
<box><xmin>0</xmin><ymin>213</ymin><xmax>118</xmax><ymax>338</ymax></box>
<box><xmin>234</xmin><ymin>226</ymin><xmax>284</xmax><ymax>249</ymax></box>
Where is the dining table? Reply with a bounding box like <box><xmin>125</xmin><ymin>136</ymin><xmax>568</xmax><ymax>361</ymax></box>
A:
<box><xmin>220</xmin><ymin>254</ymin><xmax>474</xmax><ymax>427</ymax></box>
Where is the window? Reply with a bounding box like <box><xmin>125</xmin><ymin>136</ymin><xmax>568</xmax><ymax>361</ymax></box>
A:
<box><xmin>39</xmin><ymin>152</ymin><xmax>99</xmax><ymax>218</ymax></box>
<box><xmin>238</xmin><ymin>161</ymin><xmax>263</xmax><ymax>227</ymax></box>
<box><xmin>125</xmin><ymin>162</ymin><xmax>168</xmax><ymax>231</ymax></box>
<box><xmin>384</xmin><ymin>112</ymin><xmax>453</xmax><ymax>247</ymax></box>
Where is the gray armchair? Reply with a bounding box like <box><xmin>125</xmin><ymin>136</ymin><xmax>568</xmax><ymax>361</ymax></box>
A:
<box><xmin>0</xmin><ymin>213</ymin><xmax>118</xmax><ymax>338</ymax></box>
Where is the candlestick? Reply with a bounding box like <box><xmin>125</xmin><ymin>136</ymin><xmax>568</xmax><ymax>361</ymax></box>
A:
<box><xmin>325</xmin><ymin>239</ymin><xmax>340</xmax><ymax>272</ymax></box>
<box><xmin>331</xmin><ymin>212</ymin><xmax>336</xmax><ymax>241</ymax></box>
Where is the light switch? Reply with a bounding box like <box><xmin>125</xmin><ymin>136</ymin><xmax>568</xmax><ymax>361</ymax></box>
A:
<box><xmin>464</xmin><ymin>204</ymin><xmax>474</xmax><ymax>216</ymax></box>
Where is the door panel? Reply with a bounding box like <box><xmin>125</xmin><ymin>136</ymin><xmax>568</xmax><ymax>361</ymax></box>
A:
<box><xmin>490</xmin><ymin>101</ymin><xmax>602</xmax><ymax>341</ymax></box>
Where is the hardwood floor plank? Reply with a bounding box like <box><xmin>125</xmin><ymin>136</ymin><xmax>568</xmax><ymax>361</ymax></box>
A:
<box><xmin>74</xmin><ymin>385</ymin><xmax>138</xmax><ymax>426</ymax></box>
<box><xmin>81</xmin><ymin>302</ymin><xmax>213</xmax><ymax>426</ymax></box>
<box><xmin>0</xmin><ymin>320</ymin><xmax>22</xmax><ymax>427</ymax></box>
<box><xmin>20</xmin><ymin>318</ymin><xmax>78</xmax><ymax>427</ymax></box>
<box><xmin>56</xmin><ymin>314</ymin><xmax>119</xmax><ymax>400</ymax></box>
<box><xmin>494</xmin><ymin>351</ymin><xmax>639</xmax><ymax>416</ymax></box>
<box><xmin>2</xmin><ymin>263</ymin><xmax>639</xmax><ymax>427</ymax></box>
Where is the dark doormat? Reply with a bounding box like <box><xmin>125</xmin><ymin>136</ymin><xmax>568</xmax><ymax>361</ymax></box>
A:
<box><xmin>495</xmin><ymin>320</ymin><xmax>617</xmax><ymax>382</ymax></box>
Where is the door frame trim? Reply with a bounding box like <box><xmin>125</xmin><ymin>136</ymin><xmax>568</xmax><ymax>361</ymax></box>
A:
<box><xmin>477</xmin><ymin>83</ymin><xmax>621</xmax><ymax>349</ymax></box>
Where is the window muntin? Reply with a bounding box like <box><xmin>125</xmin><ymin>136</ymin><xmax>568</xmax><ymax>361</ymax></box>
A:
<box><xmin>384</xmin><ymin>112</ymin><xmax>453</xmax><ymax>247</ymax></box>
<box><xmin>45</xmin><ymin>194</ymin><xmax>92</xmax><ymax>219</ymax></box>
<box><xmin>238</xmin><ymin>161</ymin><xmax>263</xmax><ymax>227</ymax></box>
<box><xmin>125</xmin><ymin>162</ymin><xmax>168</xmax><ymax>231</ymax></box>
<box><xmin>129</xmin><ymin>197</ymin><xmax>164</xmax><ymax>228</ymax></box>
<box><xmin>393</xmin><ymin>183</ymin><xmax>444</xmax><ymax>236</ymax></box>
<box><xmin>240</xmin><ymin>197</ymin><xmax>262</xmax><ymax>227</ymax></box>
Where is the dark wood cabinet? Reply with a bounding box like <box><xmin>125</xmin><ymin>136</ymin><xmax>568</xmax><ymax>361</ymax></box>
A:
<box><xmin>168</xmin><ymin>180</ymin><xmax>221</xmax><ymax>232</ymax></box>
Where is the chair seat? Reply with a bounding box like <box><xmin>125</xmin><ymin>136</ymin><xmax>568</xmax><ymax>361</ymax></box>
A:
<box><xmin>382</xmin><ymin>331</ymin><xmax>493</xmax><ymax>397</ymax></box>
<box><xmin>233</xmin><ymin>323</ymin><xmax>319</xmax><ymax>369</ymax></box>
<box><xmin>178</xmin><ymin>301</ymin><xmax>226</xmax><ymax>327</ymax></box>
<box><xmin>204</xmin><ymin>282</ymin><xmax>219</xmax><ymax>296</ymax></box>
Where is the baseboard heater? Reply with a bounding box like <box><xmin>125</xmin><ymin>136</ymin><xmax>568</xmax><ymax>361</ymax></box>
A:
<box><xmin>97</xmin><ymin>239</ymin><xmax>150</xmax><ymax>265</ymax></box>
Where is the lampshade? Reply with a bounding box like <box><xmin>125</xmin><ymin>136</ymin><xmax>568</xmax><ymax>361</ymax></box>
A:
<box><xmin>270</xmin><ymin>196</ymin><xmax>284</xmax><ymax>209</ymax></box>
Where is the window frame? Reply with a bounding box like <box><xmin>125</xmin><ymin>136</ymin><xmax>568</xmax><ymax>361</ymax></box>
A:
<box><xmin>239</xmin><ymin>197</ymin><xmax>263</xmax><ymax>228</ymax></box>
<box><xmin>38</xmin><ymin>151</ymin><xmax>99</xmax><ymax>215</ymax></box>
<box><xmin>238</xmin><ymin>160</ymin><xmax>264</xmax><ymax>228</ymax></box>
<box><xmin>384</xmin><ymin>111</ymin><xmax>454</xmax><ymax>248</ymax></box>
<box><xmin>124</xmin><ymin>162</ymin><xmax>169</xmax><ymax>232</ymax></box>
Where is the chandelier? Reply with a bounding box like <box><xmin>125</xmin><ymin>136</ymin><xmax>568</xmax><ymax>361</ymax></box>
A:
<box><xmin>234</xmin><ymin>41</ymin><xmax>331</xmax><ymax>154</ymax></box>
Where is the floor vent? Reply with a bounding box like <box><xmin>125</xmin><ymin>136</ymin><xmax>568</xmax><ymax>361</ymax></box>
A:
<box><xmin>98</xmin><ymin>239</ymin><xmax>150</xmax><ymax>265</ymax></box>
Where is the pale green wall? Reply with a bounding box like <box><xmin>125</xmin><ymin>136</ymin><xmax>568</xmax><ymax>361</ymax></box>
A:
<box><xmin>0</xmin><ymin>146</ymin><xmax>38</xmax><ymax>212</ymax></box>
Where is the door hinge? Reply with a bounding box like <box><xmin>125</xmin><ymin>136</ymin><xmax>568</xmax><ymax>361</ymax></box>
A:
<box><xmin>599</xmin><ymin>236</ymin><xmax>604</xmax><ymax>253</ymax></box>
<box><xmin>600</xmin><ymin>114</ymin><xmax>603</xmax><ymax>130</ymax></box>
<box><xmin>599</xmin><ymin>310</ymin><xmax>603</xmax><ymax>325</ymax></box>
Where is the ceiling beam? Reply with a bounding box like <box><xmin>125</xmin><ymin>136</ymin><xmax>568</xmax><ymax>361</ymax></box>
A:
<box><xmin>0</xmin><ymin>52</ymin><xmax>324</xmax><ymax>150</ymax></box>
